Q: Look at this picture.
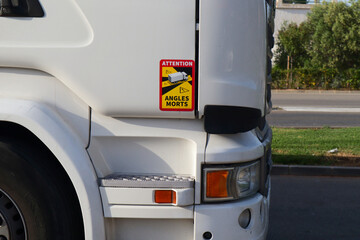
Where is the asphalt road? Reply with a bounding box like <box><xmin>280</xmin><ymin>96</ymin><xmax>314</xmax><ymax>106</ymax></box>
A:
<box><xmin>272</xmin><ymin>90</ymin><xmax>360</xmax><ymax>108</ymax></box>
<box><xmin>268</xmin><ymin>111</ymin><xmax>360</xmax><ymax>127</ymax></box>
<box><xmin>269</xmin><ymin>90</ymin><xmax>360</xmax><ymax>127</ymax></box>
<box><xmin>267</xmin><ymin>175</ymin><xmax>360</xmax><ymax>240</ymax></box>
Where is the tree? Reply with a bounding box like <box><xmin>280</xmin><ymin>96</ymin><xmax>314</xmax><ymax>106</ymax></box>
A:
<box><xmin>274</xmin><ymin>0</ymin><xmax>360</xmax><ymax>71</ymax></box>
<box><xmin>273</xmin><ymin>40</ymin><xmax>288</xmax><ymax>69</ymax></box>
<box><xmin>275</xmin><ymin>22</ymin><xmax>310</xmax><ymax>68</ymax></box>
<box><xmin>306</xmin><ymin>0</ymin><xmax>360</xmax><ymax>70</ymax></box>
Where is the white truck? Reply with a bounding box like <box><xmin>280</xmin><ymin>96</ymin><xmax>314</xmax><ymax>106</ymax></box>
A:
<box><xmin>0</xmin><ymin>0</ymin><xmax>275</xmax><ymax>239</ymax></box>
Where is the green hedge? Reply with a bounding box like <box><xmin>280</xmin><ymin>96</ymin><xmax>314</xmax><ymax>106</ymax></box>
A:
<box><xmin>272</xmin><ymin>67</ymin><xmax>360</xmax><ymax>90</ymax></box>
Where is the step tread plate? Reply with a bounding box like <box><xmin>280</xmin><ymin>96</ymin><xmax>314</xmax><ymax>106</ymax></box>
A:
<box><xmin>101</xmin><ymin>174</ymin><xmax>195</xmax><ymax>188</ymax></box>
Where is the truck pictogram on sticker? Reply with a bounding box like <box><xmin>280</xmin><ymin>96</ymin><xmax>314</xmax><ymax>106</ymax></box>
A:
<box><xmin>160</xmin><ymin>59</ymin><xmax>195</xmax><ymax>111</ymax></box>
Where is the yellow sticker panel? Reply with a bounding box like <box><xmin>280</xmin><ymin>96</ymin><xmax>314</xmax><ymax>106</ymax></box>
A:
<box><xmin>160</xmin><ymin>60</ymin><xmax>195</xmax><ymax>111</ymax></box>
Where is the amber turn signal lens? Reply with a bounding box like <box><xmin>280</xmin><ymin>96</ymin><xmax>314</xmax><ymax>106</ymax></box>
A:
<box><xmin>206</xmin><ymin>170</ymin><xmax>229</xmax><ymax>198</ymax></box>
<box><xmin>154</xmin><ymin>190</ymin><xmax>176</xmax><ymax>204</ymax></box>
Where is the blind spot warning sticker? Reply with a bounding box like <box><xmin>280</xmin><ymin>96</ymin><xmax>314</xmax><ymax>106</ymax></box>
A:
<box><xmin>160</xmin><ymin>59</ymin><xmax>195</xmax><ymax>111</ymax></box>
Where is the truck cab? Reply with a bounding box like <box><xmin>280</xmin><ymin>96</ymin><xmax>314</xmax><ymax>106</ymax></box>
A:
<box><xmin>0</xmin><ymin>0</ymin><xmax>275</xmax><ymax>239</ymax></box>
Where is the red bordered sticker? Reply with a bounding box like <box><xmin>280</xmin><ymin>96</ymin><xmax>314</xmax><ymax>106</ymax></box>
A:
<box><xmin>159</xmin><ymin>59</ymin><xmax>195</xmax><ymax>111</ymax></box>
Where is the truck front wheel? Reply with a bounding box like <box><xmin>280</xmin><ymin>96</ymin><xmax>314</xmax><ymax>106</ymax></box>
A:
<box><xmin>0</xmin><ymin>140</ymin><xmax>84</xmax><ymax>240</ymax></box>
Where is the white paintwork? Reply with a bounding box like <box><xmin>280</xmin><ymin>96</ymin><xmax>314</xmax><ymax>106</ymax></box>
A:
<box><xmin>0</xmin><ymin>68</ymin><xmax>89</xmax><ymax>146</ymax></box>
<box><xmin>0</xmin><ymin>68</ymin><xmax>104</xmax><ymax>239</ymax></box>
<box><xmin>0</xmin><ymin>99</ymin><xmax>104</xmax><ymax>240</ymax></box>
<box><xmin>176</xmin><ymin>188</ymin><xmax>195</xmax><ymax>206</ymax></box>
<box><xmin>104</xmin><ymin>205</ymin><xmax>194</xmax><ymax>219</ymax></box>
<box><xmin>0</xmin><ymin>0</ymin><xmax>268</xmax><ymax>119</ymax></box>
<box><xmin>90</xmin><ymin>112</ymin><xmax>268</xmax><ymax>207</ymax></box>
<box><xmin>105</xmin><ymin>219</ymin><xmax>194</xmax><ymax>240</ymax></box>
<box><xmin>90</xmin><ymin>136</ymin><xmax>197</xmax><ymax>177</ymax></box>
<box><xmin>198</xmin><ymin>0</ymin><xmax>267</xmax><ymax>116</ymax></box>
<box><xmin>100</xmin><ymin>187</ymin><xmax>194</xmax><ymax>206</ymax></box>
<box><xmin>205</xmin><ymin>132</ymin><xmax>264</xmax><ymax>164</ymax></box>
<box><xmin>0</xmin><ymin>0</ymin><xmax>195</xmax><ymax>118</ymax></box>
<box><xmin>89</xmin><ymin>113</ymin><xmax>207</xmax><ymax>204</ymax></box>
<box><xmin>194</xmin><ymin>194</ymin><xmax>269</xmax><ymax>240</ymax></box>
<box><xmin>0</xmin><ymin>0</ymin><xmax>92</xmax><ymax>47</ymax></box>
<box><xmin>0</xmin><ymin>0</ymin><xmax>270</xmax><ymax>238</ymax></box>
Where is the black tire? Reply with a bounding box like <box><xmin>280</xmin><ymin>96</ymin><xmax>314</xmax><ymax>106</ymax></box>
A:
<box><xmin>0</xmin><ymin>139</ymin><xmax>84</xmax><ymax>240</ymax></box>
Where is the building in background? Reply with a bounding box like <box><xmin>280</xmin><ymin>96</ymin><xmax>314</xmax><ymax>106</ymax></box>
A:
<box><xmin>275</xmin><ymin>0</ymin><xmax>312</xmax><ymax>38</ymax></box>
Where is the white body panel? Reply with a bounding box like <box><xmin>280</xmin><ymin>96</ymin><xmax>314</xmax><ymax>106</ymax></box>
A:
<box><xmin>88</xmin><ymin>114</ymin><xmax>206</xmax><ymax>204</ymax></box>
<box><xmin>89</xmin><ymin>114</ymin><xmax>266</xmax><ymax>201</ymax></box>
<box><xmin>0</xmin><ymin>68</ymin><xmax>89</xmax><ymax>145</ymax></box>
<box><xmin>0</xmin><ymin>0</ymin><xmax>195</xmax><ymax>118</ymax></box>
<box><xmin>102</xmin><ymin>194</ymin><xmax>268</xmax><ymax>240</ymax></box>
<box><xmin>199</xmin><ymin>0</ymin><xmax>267</xmax><ymax>116</ymax></box>
<box><xmin>206</xmin><ymin>132</ymin><xmax>264</xmax><ymax>164</ymax></box>
<box><xmin>194</xmin><ymin>194</ymin><xmax>269</xmax><ymax>240</ymax></box>
<box><xmin>0</xmin><ymin>0</ymin><xmax>271</xmax><ymax>239</ymax></box>
<box><xmin>0</xmin><ymin>0</ymin><xmax>267</xmax><ymax>118</ymax></box>
<box><xmin>0</xmin><ymin>70</ymin><xmax>270</xmax><ymax>239</ymax></box>
<box><xmin>0</xmin><ymin>68</ymin><xmax>105</xmax><ymax>239</ymax></box>
<box><xmin>105</xmin><ymin>205</ymin><xmax>194</xmax><ymax>219</ymax></box>
<box><xmin>0</xmin><ymin>99</ymin><xmax>104</xmax><ymax>240</ymax></box>
<box><xmin>105</xmin><ymin>219</ymin><xmax>194</xmax><ymax>240</ymax></box>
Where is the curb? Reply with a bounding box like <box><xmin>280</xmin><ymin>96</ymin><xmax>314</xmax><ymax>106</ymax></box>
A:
<box><xmin>272</xmin><ymin>165</ymin><xmax>360</xmax><ymax>177</ymax></box>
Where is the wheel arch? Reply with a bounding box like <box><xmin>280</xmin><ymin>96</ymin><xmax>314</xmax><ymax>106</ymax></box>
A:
<box><xmin>0</xmin><ymin>99</ymin><xmax>105</xmax><ymax>240</ymax></box>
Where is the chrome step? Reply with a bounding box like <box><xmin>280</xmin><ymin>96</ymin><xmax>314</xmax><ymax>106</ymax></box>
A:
<box><xmin>100</xmin><ymin>174</ymin><xmax>195</xmax><ymax>188</ymax></box>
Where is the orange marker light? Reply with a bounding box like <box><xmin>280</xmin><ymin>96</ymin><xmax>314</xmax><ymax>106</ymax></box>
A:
<box><xmin>155</xmin><ymin>190</ymin><xmax>176</xmax><ymax>204</ymax></box>
<box><xmin>206</xmin><ymin>170</ymin><xmax>229</xmax><ymax>198</ymax></box>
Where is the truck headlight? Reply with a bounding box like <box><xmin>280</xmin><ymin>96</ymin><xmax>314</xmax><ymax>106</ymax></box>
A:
<box><xmin>203</xmin><ymin>161</ymin><xmax>260</xmax><ymax>202</ymax></box>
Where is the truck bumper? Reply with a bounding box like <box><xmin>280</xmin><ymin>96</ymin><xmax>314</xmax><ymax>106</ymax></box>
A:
<box><xmin>103</xmin><ymin>192</ymin><xmax>269</xmax><ymax>240</ymax></box>
<box><xmin>194</xmin><ymin>193</ymin><xmax>269</xmax><ymax>240</ymax></box>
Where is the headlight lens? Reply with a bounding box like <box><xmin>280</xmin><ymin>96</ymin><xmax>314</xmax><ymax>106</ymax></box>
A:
<box><xmin>235</xmin><ymin>162</ymin><xmax>260</xmax><ymax>197</ymax></box>
<box><xmin>203</xmin><ymin>161</ymin><xmax>260</xmax><ymax>202</ymax></box>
